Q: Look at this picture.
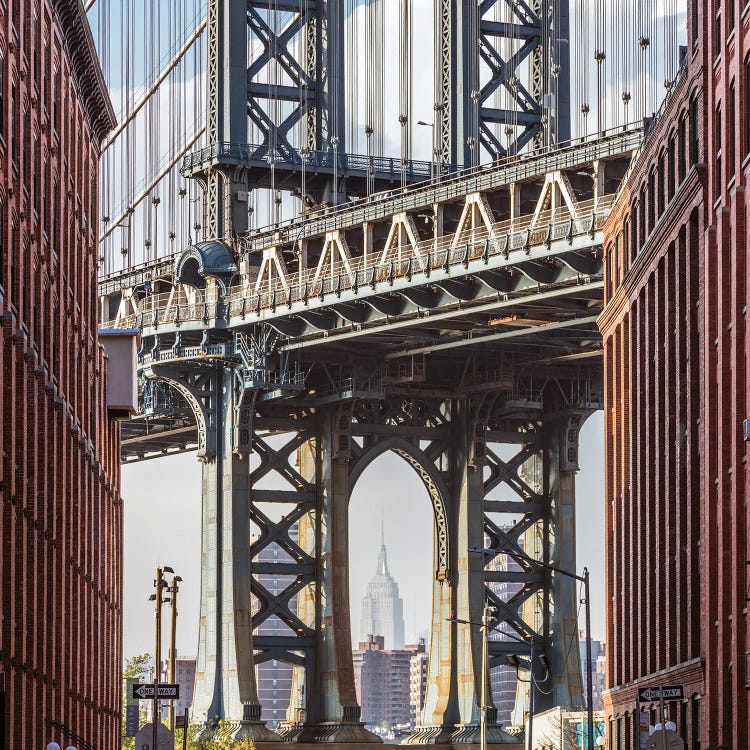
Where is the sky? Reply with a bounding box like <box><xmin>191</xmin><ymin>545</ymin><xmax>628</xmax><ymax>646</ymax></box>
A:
<box><xmin>121</xmin><ymin>414</ymin><xmax>606</xmax><ymax>660</ymax></box>
<box><xmin>113</xmin><ymin>0</ymin><xmax>685</xmax><ymax>662</ymax></box>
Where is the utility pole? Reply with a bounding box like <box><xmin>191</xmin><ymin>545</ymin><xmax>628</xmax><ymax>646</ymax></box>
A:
<box><xmin>167</xmin><ymin>574</ymin><xmax>183</xmax><ymax>730</ymax></box>
<box><xmin>149</xmin><ymin>566</ymin><xmax>172</xmax><ymax>748</ymax></box>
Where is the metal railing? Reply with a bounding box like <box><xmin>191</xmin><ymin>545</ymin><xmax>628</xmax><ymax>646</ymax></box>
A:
<box><xmin>102</xmin><ymin>198</ymin><xmax>611</xmax><ymax>333</ymax></box>
<box><xmin>98</xmin><ymin>127</ymin><xmax>640</xmax><ymax>293</ymax></box>
<box><xmin>240</xmin><ymin>124</ymin><xmax>642</xmax><ymax>253</ymax></box>
<box><xmin>181</xmin><ymin>141</ymin><xmax>447</xmax><ymax>181</ymax></box>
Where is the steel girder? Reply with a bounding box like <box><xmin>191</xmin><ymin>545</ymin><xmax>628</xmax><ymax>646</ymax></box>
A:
<box><xmin>246</xmin><ymin>0</ymin><xmax>344</xmax><ymax>158</ymax></box>
<box><xmin>480</xmin><ymin>398</ymin><xmax>590</xmax><ymax>718</ymax></box>
<box><xmin>140</xmin><ymin>361</ymin><xmax>282</xmax><ymax>741</ymax></box>
<box><xmin>436</xmin><ymin>0</ymin><xmax>571</xmax><ymax>164</ymax></box>
<box><xmin>201</xmin><ymin>0</ymin><xmax>345</xmax><ymax>238</ymax></box>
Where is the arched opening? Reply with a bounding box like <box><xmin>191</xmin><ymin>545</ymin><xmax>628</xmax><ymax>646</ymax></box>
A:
<box><xmin>348</xmin><ymin>449</ymin><xmax>436</xmax><ymax>738</ymax></box>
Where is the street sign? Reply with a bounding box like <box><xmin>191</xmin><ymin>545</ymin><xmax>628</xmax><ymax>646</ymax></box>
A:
<box><xmin>131</xmin><ymin>683</ymin><xmax>180</xmax><ymax>700</ymax></box>
<box><xmin>125</xmin><ymin>705</ymin><xmax>140</xmax><ymax>737</ymax></box>
<box><xmin>134</xmin><ymin>722</ymin><xmax>174</xmax><ymax>750</ymax></box>
<box><xmin>637</xmin><ymin>685</ymin><xmax>684</xmax><ymax>703</ymax></box>
<box><xmin>126</xmin><ymin>677</ymin><xmax>140</xmax><ymax>707</ymax></box>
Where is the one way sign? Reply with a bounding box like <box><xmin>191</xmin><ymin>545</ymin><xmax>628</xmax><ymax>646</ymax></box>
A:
<box><xmin>637</xmin><ymin>685</ymin><xmax>684</xmax><ymax>703</ymax></box>
<box><xmin>132</xmin><ymin>683</ymin><xmax>180</xmax><ymax>700</ymax></box>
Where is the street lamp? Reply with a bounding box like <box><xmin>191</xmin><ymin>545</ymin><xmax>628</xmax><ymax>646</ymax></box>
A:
<box><xmin>331</xmin><ymin>136</ymin><xmax>340</xmax><ymax>207</ymax></box>
<box><xmin>417</xmin><ymin>121</ymin><xmax>435</xmax><ymax>183</ymax></box>
<box><xmin>165</xmin><ymin>572</ymin><xmax>183</xmax><ymax>730</ymax></box>
<box><xmin>149</xmin><ymin>566</ymin><xmax>173</xmax><ymax>747</ymax></box>
<box><xmin>470</xmin><ymin>547</ymin><xmax>596</xmax><ymax>750</ymax></box>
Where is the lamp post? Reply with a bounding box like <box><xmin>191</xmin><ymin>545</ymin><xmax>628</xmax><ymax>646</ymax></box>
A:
<box><xmin>470</xmin><ymin>547</ymin><xmax>596</xmax><ymax>750</ymax></box>
<box><xmin>149</xmin><ymin>566</ymin><xmax>173</xmax><ymax>748</ymax></box>
<box><xmin>166</xmin><ymin>573</ymin><xmax>183</xmax><ymax>730</ymax></box>
<box><xmin>417</xmin><ymin>120</ymin><xmax>435</xmax><ymax>183</ymax></box>
<box><xmin>331</xmin><ymin>136</ymin><xmax>340</xmax><ymax>207</ymax></box>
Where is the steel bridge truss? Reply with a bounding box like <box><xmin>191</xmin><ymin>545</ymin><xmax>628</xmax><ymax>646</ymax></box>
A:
<box><xmin>435</xmin><ymin>0</ymin><xmax>570</xmax><ymax>165</ymax></box>
<box><xmin>137</xmin><ymin>339</ymin><xmax>594</xmax><ymax>740</ymax></box>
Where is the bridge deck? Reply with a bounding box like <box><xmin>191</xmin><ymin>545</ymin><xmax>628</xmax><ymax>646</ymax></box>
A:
<box><xmin>98</xmin><ymin>126</ymin><xmax>641</xmax><ymax>296</ymax></box>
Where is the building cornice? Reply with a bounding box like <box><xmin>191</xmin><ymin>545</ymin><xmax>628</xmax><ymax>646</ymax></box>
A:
<box><xmin>603</xmin><ymin>657</ymin><xmax>704</xmax><ymax>717</ymax></box>
<box><xmin>598</xmin><ymin>165</ymin><xmax>706</xmax><ymax>334</ymax></box>
<box><xmin>50</xmin><ymin>0</ymin><xmax>116</xmax><ymax>144</ymax></box>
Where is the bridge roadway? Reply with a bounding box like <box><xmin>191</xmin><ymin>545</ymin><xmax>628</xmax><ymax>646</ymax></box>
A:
<box><xmin>101</xmin><ymin>129</ymin><xmax>640</xmax><ymax>742</ymax></box>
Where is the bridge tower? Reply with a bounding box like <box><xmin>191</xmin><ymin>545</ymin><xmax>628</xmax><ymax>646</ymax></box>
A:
<box><xmin>137</xmin><ymin>0</ymin><xmax>587</xmax><ymax>742</ymax></box>
<box><xmin>435</xmin><ymin>0</ymin><xmax>571</xmax><ymax>165</ymax></box>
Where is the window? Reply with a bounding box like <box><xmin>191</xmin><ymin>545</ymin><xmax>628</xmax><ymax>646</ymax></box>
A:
<box><xmin>10</xmin><ymin>82</ymin><xmax>16</xmax><ymax>164</ymax></box>
<box><xmin>679</xmin><ymin>114</ymin><xmax>687</xmax><ymax>181</ymax></box>
<box><xmin>716</xmin><ymin>103</ymin><xmax>723</xmax><ymax>195</ymax></box>
<box><xmin>691</xmin><ymin>0</ymin><xmax>699</xmax><ymax>47</ymax></box>
<box><xmin>689</xmin><ymin>95</ymin><xmax>700</xmax><ymax>166</ymax></box>
<box><xmin>692</xmin><ymin>697</ymin><xmax>702</xmax><ymax>749</ymax></box>
<box><xmin>729</xmin><ymin>81</ymin><xmax>735</xmax><ymax>179</ymax></box>
<box><xmin>0</xmin><ymin>52</ymin><xmax>4</xmax><ymax>140</ymax></box>
<box><xmin>668</xmin><ymin>132</ymin><xmax>677</xmax><ymax>199</ymax></box>
<box><xmin>714</xmin><ymin>0</ymin><xmax>722</xmax><ymax>58</ymax></box>
<box><xmin>0</xmin><ymin>201</ymin><xmax>4</xmax><ymax>289</ymax></box>
<box><xmin>648</xmin><ymin>172</ymin><xmax>656</xmax><ymax>233</ymax></box>
<box><xmin>658</xmin><ymin>152</ymin><xmax>666</xmax><ymax>215</ymax></box>
<box><xmin>52</xmin><ymin>67</ymin><xmax>60</xmax><ymax>134</ymax></box>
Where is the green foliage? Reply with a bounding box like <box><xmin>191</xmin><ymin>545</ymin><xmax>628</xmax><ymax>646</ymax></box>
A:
<box><xmin>124</xmin><ymin>653</ymin><xmax>152</xmax><ymax>679</ymax></box>
<box><xmin>122</xmin><ymin>654</ymin><xmax>152</xmax><ymax>750</ymax></box>
<box><xmin>120</xmin><ymin>657</ymin><xmax>257</xmax><ymax>750</ymax></box>
<box><xmin>179</xmin><ymin>721</ymin><xmax>257</xmax><ymax>750</ymax></box>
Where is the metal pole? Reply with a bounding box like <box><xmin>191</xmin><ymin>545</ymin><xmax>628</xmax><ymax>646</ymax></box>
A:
<box><xmin>481</xmin><ymin>606</ymin><xmax>489</xmax><ymax>750</ymax></box>
<box><xmin>658</xmin><ymin>685</ymin><xmax>666</xmax><ymax>750</ymax></box>
<box><xmin>182</xmin><ymin>707</ymin><xmax>189</xmax><ymax>750</ymax></box>
<box><xmin>527</xmin><ymin>639</ymin><xmax>534</xmax><ymax>750</ymax></box>
<box><xmin>168</xmin><ymin>577</ymin><xmax>180</xmax><ymax>730</ymax></box>
<box><xmin>153</xmin><ymin>567</ymin><xmax>164</xmax><ymax>750</ymax></box>
<box><xmin>584</xmin><ymin>568</ymin><xmax>594</xmax><ymax>750</ymax></box>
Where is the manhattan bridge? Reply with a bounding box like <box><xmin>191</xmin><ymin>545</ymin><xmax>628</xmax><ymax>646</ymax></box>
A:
<box><xmin>89</xmin><ymin>0</ymin><xmax>685</xmax><ymax>743</ymax></box>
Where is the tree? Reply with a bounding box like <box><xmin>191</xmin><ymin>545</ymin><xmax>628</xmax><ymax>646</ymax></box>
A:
<box><xmin>122</xmin><ymin>654</ymin><xmax>152</xmax><ymax>750</ymax></box>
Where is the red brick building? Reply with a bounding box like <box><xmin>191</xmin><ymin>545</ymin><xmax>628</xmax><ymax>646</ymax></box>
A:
<box><xmin>600</xmin><ymin>1</ymin><xmax>750</xmax><ymax>748</ymax></box>
<box><xmin>0</xmin><ymin>1</ymin><xmax>120</xmax><ymax>749</ymax></box>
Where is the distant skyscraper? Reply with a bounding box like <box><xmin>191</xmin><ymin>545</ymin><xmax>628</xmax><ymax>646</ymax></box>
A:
<box><xmin>360</xmin><ymin>522</ymin><xmax>405</xmax><ymax>650</ymax></box>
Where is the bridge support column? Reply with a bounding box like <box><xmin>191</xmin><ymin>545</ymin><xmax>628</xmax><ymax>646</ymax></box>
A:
<box><xmin>282</xmin><ymin>411</ymin><xmax>378</xmax><ymax>743</ymax></box>
<box><xmin>406</xmin><ymin>401</ymin><xmax>513</xmax><ymax>745</ymax></box>
<box><xmin>145</xmin><ymin>363</ymin><xmax>278</xmax><ymax>741</ymax></box>
<box><xmin>545</xmin><ymin>413</ymin><xmax>585</xmax><ymax>710</ymax></box>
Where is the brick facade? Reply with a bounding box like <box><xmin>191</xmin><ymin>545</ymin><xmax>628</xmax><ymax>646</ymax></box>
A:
<box><xmin>0</xmin><ymin>1</ymin><xmax>119</xmax><ymax>749</ymax></box>
<box><xmin>601</xmin><ymin>1</ymin><xmax>750</xmax><ymax>748</ymax></box>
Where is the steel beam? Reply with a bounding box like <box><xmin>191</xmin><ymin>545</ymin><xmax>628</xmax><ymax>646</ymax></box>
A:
<box><xmin>141</xmin><ymin>363</ymin><xmax>279</xmax><ymax>741</ymax></box>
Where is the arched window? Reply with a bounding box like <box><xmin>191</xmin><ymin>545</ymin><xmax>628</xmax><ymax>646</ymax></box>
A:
<box><xmin>678</xmin><ymin>112</ymin><xmax>687</xmax><ymax>182</ymax></box>
<box><xmin>657</xmin><ymin>150</ymin><xmax>666</xmax><ymax>217</ymax></box>
<box><xmin>715</xmin><ymin>102</ymin><xmax>723</xmax><ymax>196</ymax></box>
<box><xmin>668</xmin><ymin>130</ymin><xmax>677</xmax><ymax>199</ymax></box>
<box><xmin>689</xmin><ymin>93</ymin><xmax>700</xmax><ymax>166</ymax></box>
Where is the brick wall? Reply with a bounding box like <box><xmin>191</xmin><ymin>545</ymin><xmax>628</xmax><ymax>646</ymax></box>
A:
<box><xmin>602</xmin><ymin>1</ymin><xmax>750</xmax><ymax>748</ymax></box>
<box><xmin>0</xmin><ymin>2</ymin><xmax>120</xmax><ymax>749</ymax></box>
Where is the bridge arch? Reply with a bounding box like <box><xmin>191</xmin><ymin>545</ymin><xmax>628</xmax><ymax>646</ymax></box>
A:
<box><xmin>349</xmin><ymin>436</ymin><xmax>450</xmax><ymax>580</ymax></box>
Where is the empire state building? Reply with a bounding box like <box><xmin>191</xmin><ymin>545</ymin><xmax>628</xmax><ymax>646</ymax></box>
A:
<box><xmin>360</xmin><ymin>524</ymin><xmax>405</xmax><ymax>650</ymax></box>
